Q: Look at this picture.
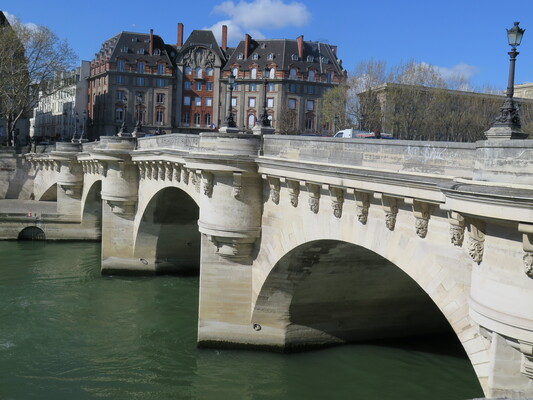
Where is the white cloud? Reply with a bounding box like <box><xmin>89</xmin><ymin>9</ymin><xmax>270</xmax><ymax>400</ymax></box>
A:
<box><xmin>3</xmin><ymin>10</ymin><xmax>38</xmax><ymax>31</ymax></box>
<box><xmin>205</xmin><ymin>0</ymin><xmax>310</xmax><ymax>45</ymax></box>
<box><xmin>436</xmin><ymin>63</ymin><xmax>479</xmax><ymax>81</ymax></box>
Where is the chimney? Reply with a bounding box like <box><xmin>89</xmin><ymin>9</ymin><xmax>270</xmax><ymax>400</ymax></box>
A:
<box><xmin>297</xmin><ymin>35</ymin><xmax>304</xmax><ymax>60</ymax></box>
<box><xmin>222</xmin><ymin>25</ymin><xmax>228</xmax><ymax>51</ymax></box>
<box><xmin>244</xmin><ymin>34</ymin><xmax>252</xmax><ymax>59</ymax></box>
<box><xmin>149</xmin><ymin>29</ymin><xmax>154</xmax><ymax>56</ymax></box>
<box><xmin>177</xmin><ymin>23</ymin><xmax>184</xmax><ymax>47</ymax></box>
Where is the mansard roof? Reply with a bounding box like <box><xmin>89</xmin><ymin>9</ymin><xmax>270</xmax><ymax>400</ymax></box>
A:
<box><xmin>0</xmin><ymin>11</ymin><xmax>9</xmax><ymax>27</ymax></box>
<box><xmin>224</xmin><ymin>36</ymin><xmax>343</xmax><ymax>75</ymax></box>
<box><xmin>179</xmin><ymin>30</ymin><xmax>226</xmax><ymax>63</ymax></box>
<box><xmin>93</xmin><ymin>31</ymin><xmax>173</xmax><ymax>67</ymax></box>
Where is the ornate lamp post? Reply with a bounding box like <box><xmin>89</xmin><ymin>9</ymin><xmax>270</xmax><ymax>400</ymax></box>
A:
<box><xmin>117</xmin><ymin>96</ymin><xmax>128</xmax><ymax>136</ymax></box>
<box><xmin>81</xmin><ymin>111</ymin><xmax>87</xmax><ymax>141</ymax></box>
<box><xmin>71</xmin><ymin>112</ymin><xmax>79</xmax><ymax>143</ymax></box>
<box><xmin>260</xmin><ymin>67</ymin><xmax>271</xmax><ymax>127</ymax></box>
<box><xmin>486</xmin><ymin>21</ymin><xmax>528</xmax><ymax>139</ymax></box>
<box><xmin>132</xmin><ymin>92</ymin><xmax>144</xmax><ymax>138</ymax></box>
<box><xmin>225</xmin><ymin>74</ymin><xmax>237</xmax><ymax>128</ymax></box>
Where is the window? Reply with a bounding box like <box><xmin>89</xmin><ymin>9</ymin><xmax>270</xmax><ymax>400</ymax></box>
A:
<box><xmin>184</xmin><ymin>81</ymin><xmax>191</xmax><ymax>90</ymax></box>
<box><xmin>205</xmin><ymin>113</ymin><xmax>211</xmax><ymax>126</ymax></box>
<box><xmin>185</xmin><ymin>66</ymin><xmax>192</xmax><ymax>75</ymax></box>
<box><xmin>326</xmin><ymin>71</ymin><xmax>333</xmax><ymax>83</ymax></box>
<box><xmin>116</xmin><ymin>90</ymin><xmax>126</xmax><ymax>100</ymax></box>
<box><xmin>154</xmin><ymin>49</ymin><xmax>161</xmax><ymax>55</ymax></box>
<box><xmin>157</xmin><ymin>79</ymin><xmax>166</xmax><ymax>87</ymax></box>
<box><xmin>136</xmin><ymin>77</ymin><xmax>145</xmax><ymax>86</ymax></box>
<box><xmin>205</xmin><ymin>97</ymin><xmax>212</xmax><ymax>107</ymax></box>
<box><xmin>306</xmin><ymin>85</ymin><xmax>315</xmax><ymax>94</ymax></box>
<box><xmin>117</xmin><ymin>60</ymin><xmax>125</xmax><ymax>72</ymax></box>
<box><xmin>322</xmin><ymin>57</ymin><xmax>329</xmax><ymax>63</ymax></box>
<box><xmin>308</xmin><ymin>70</ymin><xmax>315</xmax><ymax>82</ymax></box>
<box><xmin>306</xmin><ymin>100</ymin><xmax>314</xmax><ymax>111</ymax></box>
<box><xmin>137</xmin><ymin>48</ymin><xmax>145</xmax><ymax>54</ymax></box>
<box><xmin>268</xmin><ymin>53</ymin><xmax>274</xmax><ymax>60</ymax></box>
<box><xmin>182</xmin><ymin>112</ymin><xmax>190</xmax><ymax>124</ymax></box>
<box><xmin>157</xmin><ymin>93</ymin><xmax>165</xmax><ymax>104</ymax></box>
<box><xmin>121</xmin><ymin>46</ymin><xmax>128</xmax><ymax>53</ymax></box>
<box><xmin>194</xmin><ymin>113</ymin><xmax>201</xmax><ymax>126</ymax></box>
<box><xmin>231</xmin><ymin>97</ymin><xmax>237</xmax><ymax>107</ymax></box>
<box><xmin>116</xmin><ymin>75</ymin><xmax>125</xmax><ymax>85</ymax></box>
<box><xmin>206</xmin><ymin>82</ymin><xmax>213</xmax><ymax>91</ymax></box>
<box><xmin>157</xmin><ymin>64</ymin><xmax>165</xmax><ymax>74</ymax></box>
<box><xmin>206</xmin><ymin>68</ymin><xmax>214</xmax><ymax>76</ymax></box>
<box><xmin>136</xmin><ymin>91</ymin><xmax>145</xmax><ymax>103</ymax></box>
<box><xmin>247</xmin><ymin>114</ymin><xmax>255</xmax><ymax>128</ymax></box>
<box><xmin>195</xmin><ymin>97</ymin><xmax>201</xmax><ymax>106</ymax></box>
<box><xmin>269</xmin><ymin>68</ymin><xmax>275</xmax><ymax>79</ymax></box>
<box><xmin>156</xmin><ymin>110</ymin><xmax>164</xmax><ymax>124</ymax></box>
<box><xmin>184</xmin><ymin>96</ymin><xmax>191</xmax><ymax>106</ymax></box>
<box><xmin>137</xmin><ymin>62</ymin><xmax>144</xmax><ymax>74</ymax></box>
<box><xmin>195</xmin><ymin>67</ymin><xmax>203</xmax><ymax>79</ymax></box>
<box><xmin>237</xmin><ymin>53</ymin><xmax>244</xmax><ymax>60</ymax></box>
<box><xmin>289</xmin><ymin>83</ymin><xmax>297</xmax><ymax>93</ymax></box>
<box><xmin>249</xmin><ymin>83</ymin><xmax>256</xmax><ymax>92</ymax></box>
<box><xmin>288</xmin><ymin>98</ymin><xmax>296</xmax><ymax>109</ymax></box>
<box><xmin>289</xmin><ymin>68</ymin><xmax>297</xmax><ymax>80</ymax></box>
<box><xmin>306</xmin><ymin>117</ymin><xmax>314</xmax><ymax>130</ymax></box>
<box><xmin>252</xmin><ymin>53</ymin><xmax>259</xmax><ymax>60</ymax></box>
<box><xmin>195</xmin><ymin>81</ymin><xmax>202</xmax><ymax>91</ymax></box>
<box><xmin>307</xmin><ymin>55</ymin><xmax>314</xmax><ymax>62</ymax></box>
<box><xmin>267</xmin><ymin>98</ymin><xmax>274</xmax><ymax>108</ymax></box>
<box><xmin>267</xmin><ymin>83</ymin><xmax>275</xmax><ymax>92</ymax></box>
<box><xmin>291</xmin><ymin>54</ymin><xmax>298</xmax><ymax>61</ymax></box>
<box><xmin>250</xmin><ymin>68</ymin><xmax>257</xmax><ymax>79</ymax></box>
<box><xmin>248</xmin><ymin>98</ymin><xmax>256</xmax><ymax>107</ymax></box>
<box><xmin>232</xmin><ymin>67</ymin><xmax>239</xmax><ymax>77</ymax></box>
<box><xmin>115</xmin><ymin>107</ymin><xmax>124</xmax><ymax>122</ymax></box>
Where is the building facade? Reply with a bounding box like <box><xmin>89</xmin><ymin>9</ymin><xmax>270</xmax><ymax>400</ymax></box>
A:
<box><xmin>87</xmin><ymin>30</ymin><xmax>176</xmax><ymax>139</ymax></box>
<box><xmin>221</xmin><ymin>34</ymin><xmax>344</xmax><ymax>133</ymax></box>
<box><xmin>30</xmin><ymin>61</ymin><xmax>90</xmax><ymax>142</ymax></box>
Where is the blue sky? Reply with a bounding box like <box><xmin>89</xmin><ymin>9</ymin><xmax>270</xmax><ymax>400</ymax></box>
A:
<box><xmin>4</xmin><ymin>0</ymin><xmax>533</xmax><ymax>90</ymax></box>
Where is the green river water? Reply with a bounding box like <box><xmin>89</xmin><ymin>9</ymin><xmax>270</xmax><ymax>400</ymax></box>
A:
<box><xmin>0</xmin><ymin>241</ymin><xmax>484</xmax><ymax>400</ymax></box>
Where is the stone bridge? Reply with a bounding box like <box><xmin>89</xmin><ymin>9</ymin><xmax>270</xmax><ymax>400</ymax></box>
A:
<box><xmin>7</xmin><ymin>133</ymin><xmax>533</xmax><ymax>398</ymax></box>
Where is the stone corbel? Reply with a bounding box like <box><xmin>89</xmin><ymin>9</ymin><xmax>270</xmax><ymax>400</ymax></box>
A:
<box><xmin>192</xmin><ymin>170</ymin><xmax>201</xmax><ymax>193</ymax></box>
<box><xmin>182</xmin><ymin>167</ymin><xmax>190</xmax><ymax>184</ymax></box>
<box><xmin>151</xmin><ymin>161</ymin><xmax>158</xmax><ymax>180</ymax></box>
<box><xmin>379</xmin><ymin>194</ymin><xmax>398</xmax><ymax>231</ymax></box>
<box><xmin>137</xmin><ymin>162</ymin><xmax>147</xmax><ymax>179</ymax></box>
<box><xmin>448</xmin><ymin>211</ymin><xmax>465</xmax><ymax>247</ymax></box>
<box><xmin>145</xmin><ymin>162</ymin><xmax>152</xmax><ymax>180</ymax></box>
<box><xmin>158</xmin><ymin>161</ymin><xmax>165</xmax><ymax>180</ymax></box>
<box><xmin>518</xmin><ymin>223</ymin><xmax>533</xmax><ymax>278</ymax></box>
<box><xmin>307</xmin><ymin>183</ymin><xmax>320</xmax><ymax>214</ymax></box>
<box><xmin>409</xmin><ymin>199</ymin><xmax>430</xmax><ymax>239</ymax></box>
<box><xmin>232</xmin><ymin>172</ymin><xmax>242</xmax><ymax>199</ymax></box>
<box><xmin>98</xmin><ymin>161</ymin><xmax>108</xmax><ymax>177</ymax></box>
<box><xmin>354</xmin><ymin>190</ymin><xmax>370</xmax><ymax>225</ymax></box>
<box><xmin>105</xmin><ymin>200</ymin><xmax>135</xmax><ymax>216</ymax></box>
<box><xmin>202</xmin><ymin>171</ymin><xmax>214</xmax><ymax>198</ymax></box>
<box><xmin>467</xmin><ymin>219</ymin><xmax>485</xmax><ymax>264</ymax></box>
<box><xmin>266</xmin><ymin>176</ymin><xmax>280</xmax><ymax>205</ymax></box>
<box><xmin>287</xmin><ymin>179</ymin><xmax>300</xmax><ymax>207</ymax></box>
<box><xmin>209</xmin><ymin>235</ymin><xmax>256</xmax><ymax>263</ymax></box>
<box><xmin>329</xmin><ymin>186</ymin><xmax>344</xmax><ymax>218</ymax></box>
<box><xmin>166</xmin><ymin>162</ymin><xmax>172</xmax><ymax>181</ymax></box>
<box><xmin>519</xmin><ymin>340</ymin><xmax>533</xmax><ymax>379</ymax></box>
<box><xmin>54</xmin><ymin>161</ymin><xmax>60</xmax><ymax>173</ymax></box>
<box><xmin>173</xmin><ymin>163</ymin><xmax>181</xmax><ymax>182</ymax></box>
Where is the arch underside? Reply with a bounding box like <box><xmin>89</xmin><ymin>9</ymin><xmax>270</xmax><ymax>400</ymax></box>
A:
<box><xmin>82</xmin><ymin>180</ymin><xmax>102</xmax><ymax>235</ymax></box>
<box><xmin>134</xmin><ymin>187</ymin><xmax>200</xmax><ymax>274</ymax></box>
<box><xmin>38</xmin><ymin>183</ymin><xmax>57</xmax><ymax>201</ymax></box>
<box><xmin>254</xmin><ymin>240</ymin><xmax>454</xmax><ymax>350</ymax></box>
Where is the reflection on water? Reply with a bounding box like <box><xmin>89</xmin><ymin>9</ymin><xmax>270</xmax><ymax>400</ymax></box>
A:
<box><xmin>0</xmin><ymin>241</ymin><xmax>483</xmax><ymax>400</ymax></box>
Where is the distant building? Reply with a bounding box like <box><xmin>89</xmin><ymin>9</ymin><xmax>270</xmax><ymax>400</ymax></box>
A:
<box><xmin>30</xmin><ymin>61</ymin><xmax>90</xmax><ymax>142</ymax></box>
<box><xmin>87</xmin><ymin>30</ymin><xmax>175</xmax><ymax>139</ymax></box>
<box><xmin>221</xmin><ymin>34</ymin><xmax>344</xmax><ymax>133</ymax></box>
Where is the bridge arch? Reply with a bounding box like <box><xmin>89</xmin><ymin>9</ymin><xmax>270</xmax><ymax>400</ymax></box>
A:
<box><xmin>251</xmin><ymin>202</ymin><xmax>490</xmax><ymax>390</ymax></box>
<box><xmin>134</xmin><ymin>186</ymin><xmax>200</xmax><ymax>274</ymax></box>
<box><xmin>81</xmin><ymin>180</ymin><xmax>103</xmax><ymax>236</ymax></box>
<box><xmin>37</xmin><ymin>183</ymin><xmax>57</xmax><ymax>201</ymax></box>
<box><xmin>18</xmin><ymin>226</ymin><xmax>46</xmax><ymax>240</ymax></box>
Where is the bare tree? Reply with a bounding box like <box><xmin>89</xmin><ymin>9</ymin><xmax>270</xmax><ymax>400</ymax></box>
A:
<box><xmin>277</xmin><ymin>109</ymin><xmax>299</xmax><ymax>135</ymax></box>
<box><xmin>0</xmin><ymin>14</ymin><xmax>76</xmax><ymax>146</ymax></box>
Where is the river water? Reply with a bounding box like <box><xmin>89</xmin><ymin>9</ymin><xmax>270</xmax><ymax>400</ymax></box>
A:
<box><xmin>0</xmin><ymin>241</ymin><xmax>484</xmax><ymax>400</ymax></box>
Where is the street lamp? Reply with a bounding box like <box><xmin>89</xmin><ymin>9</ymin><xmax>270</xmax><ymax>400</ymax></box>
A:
<box><xmin>81</xmin><ymin>111</ymin><xmax>87</xmax><ymax>141</ymax></box>
<box><xmin>487</xmin><ymin>21</ymin><xmax>528</xmax><ymax>139</ymax></box>
<box><xmin>117</xmin><ymin>96</ymin><xmax>128</xmax><ymax>136</ymax></box>
<box><xmin>71</xmin><ymin>112</ymin><xmax>79</xmax><ymax>143</ymax></box>
<box><xmin>225</xmin><ymin>74</ymin><xmax>236</xmax><ymax>128</ymax></box>
<box><xmin>132</xmin><ymin>92</ymin><xmax>144</xmax><ymax>138</ymax></box>
<box><xmin>260</xmin><ymin>67</ymin><xmax>271</xmax><ymax>127</ymax></box>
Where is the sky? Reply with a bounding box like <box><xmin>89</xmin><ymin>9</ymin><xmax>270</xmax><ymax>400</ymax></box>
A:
<box><xmin>4</xmin><ymin>0</ymin><xmax>533</xmax><ymax>91</ymax></box>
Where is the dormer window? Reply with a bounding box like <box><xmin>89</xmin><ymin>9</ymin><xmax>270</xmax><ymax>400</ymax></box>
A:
<box><xmin>232</xmin><ymin>67</ymin><xmax>239</xmax><ymax>77</ymax></box>
<box><xmin>137</xmin><ymin>48</ymin><xmax>145</xmax><ymax>55</ymax></box>
<box><xmin>260</xmin><ymin>43</ymin><xmax>267</xmax><ymax>49</ymax></box>
<box><xmin>267</xmin><ymin>53</ymin><xmax>274</xmax><ymax>60</ymax></box>
<box><xmin>252</xmin><ymin>53</ymin><xmax>259</xmax><ymax>60</ymax></box>
<box><xmin>322</xmin><ymin>57</ymin><xmax>329</xmax><ymax>63</ymax></box>
<box><xmin>121</xmin><ymin>46</ymin><xmax>128</xmax><ymax>53</ymax></box>
<box><xmin>291</xmin><ymin>54</ymin><xmax>298</xmax><ymax>61</ymax></box>
<box><xmin>131</xmin><ymin>37</ymin><xmax>137</xmax><ymax>42</ymax></box>
<box><xmin>237</xmin><ymin>53</ymin><xmax>244</xmax><ymax>60</ymax></box>
<box><xmin>185</xmin><ymin>66</ymin><xmax>192</xmax><ymax>75</ymax></box>
<box><xmin>307</xmin><ymin>56</ymin><xmax>314</xmax><ymax>62</ymax></box>
<box><xmin>154</xmin><ymin>49</ymin><xmax>161</xmax><ymax>55</ymax></box>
